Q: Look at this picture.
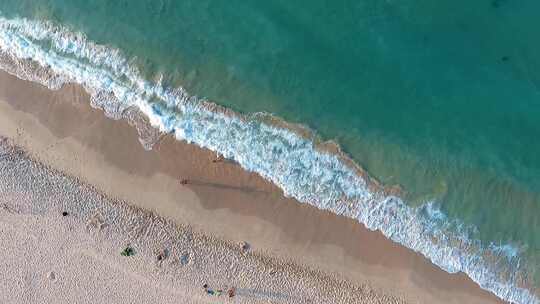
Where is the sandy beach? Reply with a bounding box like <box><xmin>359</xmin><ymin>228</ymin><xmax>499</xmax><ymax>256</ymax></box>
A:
<box><xmin>0</xmin><ymin>70</ymin><xmax>506</xmax><ymax>303</ymax></box>
<box><xmin>1</xmin><ymin>137</ymin><xmax>376</xmax><ymax>304</ymax></box>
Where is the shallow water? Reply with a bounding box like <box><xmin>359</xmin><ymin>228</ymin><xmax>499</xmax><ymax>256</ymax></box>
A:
<box><xmin>0</xmin><ymin>1</ymin><xmax>539</xmax><ymax>302</ymax></box>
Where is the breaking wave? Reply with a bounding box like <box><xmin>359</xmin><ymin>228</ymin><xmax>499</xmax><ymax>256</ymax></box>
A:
<box><xmin>0</xmin><ymin>15</ymin><xmax>536</xmax><ymax>304</ymax></box>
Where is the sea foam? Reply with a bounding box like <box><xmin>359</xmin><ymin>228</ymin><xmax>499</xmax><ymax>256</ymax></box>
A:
<box><xmin>0</xmin><ymin>15</ymin><xmax>537</xmax><ymax>304</ymax></box>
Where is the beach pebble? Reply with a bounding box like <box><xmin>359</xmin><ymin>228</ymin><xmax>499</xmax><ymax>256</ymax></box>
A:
<box><xmin>239</xmin><ymin>241</ymin><xmax>250</xmax><ymax>252</ymax></box>
<box><xmin>47</xmin><ymin>271</ymin><xmax>56</xmax><ymax>281</ymax></box>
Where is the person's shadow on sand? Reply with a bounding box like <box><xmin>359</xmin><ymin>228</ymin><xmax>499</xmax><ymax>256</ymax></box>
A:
<box><xmin>182</xmin><ymin>179</ymin><xmax>268</xmax><ymax>195</ymax></box>
<box><xmin>235</xmin><ymin>288</ymin><xmax>309</xmax><ymax>303</ymax></box>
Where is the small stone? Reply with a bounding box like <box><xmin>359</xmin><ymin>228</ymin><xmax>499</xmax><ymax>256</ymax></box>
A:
<box><xmin>62</xmin><ymin>211</ymin><xmax>68</xmax><ymax>217</ymax></box>
<box><xmin>47</xmin><ymin>271</ymin><xmax>56</xmax><ymax>281</ymax></box>
<box><xmin>240</xmin><ymin>241</ymin><xmax>250</xmax><ymax>252</ymax></box>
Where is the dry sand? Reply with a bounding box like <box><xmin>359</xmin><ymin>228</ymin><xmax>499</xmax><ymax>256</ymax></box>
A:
<box><xmin>0</xmin><ymin>70</ymin><xmax>506</xmax><ymax>303</ymax></box>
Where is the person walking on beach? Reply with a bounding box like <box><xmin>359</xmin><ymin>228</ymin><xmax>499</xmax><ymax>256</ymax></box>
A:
<box><xmin>203</xmin><ymin>284</ymin><xmax>232</xmax><ymax>298</ymax></box>
<box><xmin>212</xmin><ymin>154</ymin><xmax>225</xmax><ymax>163</ymax></box>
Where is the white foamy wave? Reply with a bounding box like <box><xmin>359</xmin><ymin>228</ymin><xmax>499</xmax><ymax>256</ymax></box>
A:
<box><xmin>0</xmin><ymin>15</ymin><xmax>537</xmax><ymax>304</ymax></box>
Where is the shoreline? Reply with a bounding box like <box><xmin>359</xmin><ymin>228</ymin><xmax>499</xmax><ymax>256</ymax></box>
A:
<box><xmin>0</xmin><ymin>70</ymin><xmax>506</xmax><ymax>303</ymax></box>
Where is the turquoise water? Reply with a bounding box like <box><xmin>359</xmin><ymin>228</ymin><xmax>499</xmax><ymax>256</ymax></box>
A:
<box><xmin>1</xmin><ymin>1</ymin><xmax>539</xmax><ymax>302</ymax></box>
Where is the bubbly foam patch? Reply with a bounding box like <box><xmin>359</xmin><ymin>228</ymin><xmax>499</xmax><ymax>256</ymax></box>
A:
<box><xmin>0</xmin><ymin>15</ymin><xmax>536</xmax><ymax>304</ymax></box>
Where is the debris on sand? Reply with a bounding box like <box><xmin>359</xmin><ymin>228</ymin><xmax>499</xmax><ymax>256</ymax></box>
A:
<box><xmin>228</xmin><ymin>287</ymin><xmax>236</xmax><ymax>298</ymax></box>
<box><xmin>47</xmin><ymin>271</ymin><xmax>56</xmax><ymax>281</ymax></box>
<box><xmin>86</xmin><ymin>212</ymin><xmax>107</xmax><ymax>231</ymax></box>
<box><xmin>0</xmin><ymin>203</ymin><xmax>17</xmax><ymax>214</ymax></box>
<box><xmin>155</xmin><ymin>248</ymin><xmax>169</xmax><ymax>266</ymax></box>
<box><xmin>179</xmin><ymin>251</ymin><xmax>191</xmax><ymax>266</ymax></box>
<box><xmin>239</xmin><ymin>241</ymin><xmax>250</xmax><ymax>252</ymax></box>
<box><xmin>203</xmin><ymin>284</ymin><xmax>225</xmax><ymax>297</ymax></box>
<box><xmin>121</xmin><ymin>246</ymin><xmax>135</xmax><ymax>257</ymax></box>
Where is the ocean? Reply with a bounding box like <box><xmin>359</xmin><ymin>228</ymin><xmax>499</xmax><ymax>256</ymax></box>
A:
<box><xmin>0</xmin><ymin>1</ymin><xmax>539</xmax><ymax>303</ymax></box>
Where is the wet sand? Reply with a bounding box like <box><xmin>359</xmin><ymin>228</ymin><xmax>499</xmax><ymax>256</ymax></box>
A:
<box><xmin>0</xmin><ymin>70</ymin><xmax>506</xmax><ymax>303</ymax></box>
